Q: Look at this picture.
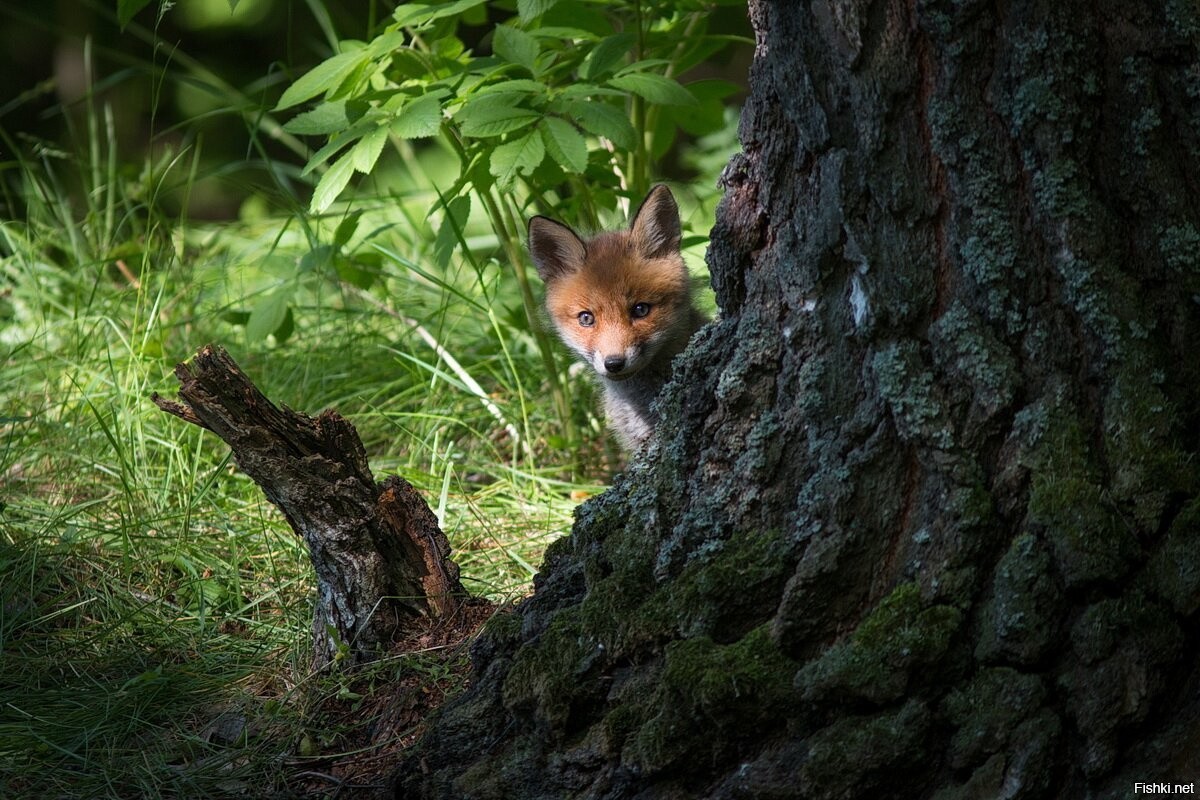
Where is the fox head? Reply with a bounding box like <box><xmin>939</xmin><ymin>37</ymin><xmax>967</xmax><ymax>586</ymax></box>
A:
<box><xmin>527</xmin><ymin>185</ymin><xmax>695</xmax><ymax>382</ymax></box>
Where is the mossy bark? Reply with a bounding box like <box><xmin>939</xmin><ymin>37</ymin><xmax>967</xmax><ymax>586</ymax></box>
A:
<box><xmin>394</xmin><ymin>0</ymin><xmax>1200</xmax><ymax>796</ymax></box>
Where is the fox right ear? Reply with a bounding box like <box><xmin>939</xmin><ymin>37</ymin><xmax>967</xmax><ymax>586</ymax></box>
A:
<box><xmin>528</xmin><ymin>216</ymin><xmax>586</xmax><ymax>282</ymax></box>
<box><xmin>629</xmin><ymin>184</ymin><xmax>681</xmax><ymax>260</ymax></box>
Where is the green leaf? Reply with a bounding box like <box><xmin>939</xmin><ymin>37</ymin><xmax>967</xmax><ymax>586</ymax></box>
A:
<box><xmin>301</xmin><ymin>135</ymin><xmax>356</xmax><ymax>177</ymax></box>
<box><xmin>273</xmin><ymin>306</ymin><xmax>296</xmax><ymax>344</ymax></box>
<box><xmin>580</xmin><ymin>33</ymin><xmax>635</xmax><ymax>80</ymax></box>
<box><xmin>517</xmin><ymin>0</ymin><xmax>562</xmax><ymax>22</ymax></box>
<box><xmin>300</xmin><ymin>117</ymin><xmax>379</xmax><ymax>176</ymax></box>
<box><xmin>300</xmin><ymin>244</ymin><xmax>335</xmax><ymax>273</ymax></box>
<box><xmin>391</xmin><ymin>94</ymin><xmax>443</xmax><ymax>138</ymax></box>
<box><xmin>247</xmin><ymin>287</ymin><xmax>294</xmax><ymax>342</ymax></box>
<box><xmin>283</xmin><ymin>100</ymin><xmax>361</xmax><ymax>136</ymax></box>
<box><xmin>276</xmin><ymin>51</ymin><xmax>364</xmax><ymax>111</ymax></box>
<box><xmin>434</xmin><ymin>195</ymin><xmax>472</xmax><ymax>269</ymax></box>
<box><xmin>458</xmin><ymin>92</ymin><xmax>534</xmax><ymax>118</ymax></box>
<box><xmin>460</xmin><ymin>107</ymin><xmax>541</xmax><ymax>138</ymax></box>
<box><xmin>539</xmin><ymin>118</ymin><xmax>587</xmax><ymax>173</ymax></box>
<box><xmin>310</xmin><ymin>152</ymin><xmax>356</xmax><ymax>214</ymax></box>
<box><xmin>352</xmin><ymin>125</ymin><xmax>390</xmax><ymax>173</ymax></box>
<box><xmin>477</xmin><ymin>79</ymin><xmax>545</xmax><ymax>95</ymax></box>
<box><xmin>394</xmin><ymin>0</ymin><xmax>489</xmax><ymax>28</ymax></box>
<box><xmin>531</xmin><ymin>25</ymin><xmax>595</xmax><ymax>40</ymax></box>
<box><xmin>117</xmin><ymin>0</ymin><xmax>153</xmax><ymax>27</ymax></box>
<box><xmin>490</xmin><ymin>132</ymin><xmax>545</xmax><ymax>189</ymax></box>
<box><xmin>335</xmin><ymin>254</ymin><xmax>377</xmax><ymax>290</ymax></box>
<box><xmin>560</xmin><ymin>84</ymin><xmax>626</xmax><ymax>100</ymax></box>
<box><xmin>334</xmin><ymin>212</ymin><xmax>363</xmax><ymax>250</ymax></box>
<box><xmin>608</xmin><ymin>73</ymin><xmax>698</xmax><ymax>106</ymax></box>
<box><xmin>365</xmin><ymin>30</ymin><xmax>408</xmax><ymax>59</ymax></box>
<box><xmin>615</xmin><ymin>58</ymin><xmax>672</xmax><ymax>76</ymax></box>
<box><xmin>493</xmin><ymin>25</ymin><xmax>540</xmax><ymax>73</ymax></box>
<box><xmin>673</xmin><ymin>78</ymin><xmax>741</xmax><ymax>136</ymax></box>
<box><xmin>559</xmin><ymin>100</ymin><xmax>637</xmax><ymax>150</ymax></box>
<box><xmin>389</xmin><ymin>48</ymin><xmax>431</xmax><ymax>81</ymax></box>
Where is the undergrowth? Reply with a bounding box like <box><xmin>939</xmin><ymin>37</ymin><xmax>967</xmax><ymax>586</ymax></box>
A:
<box><xmin>0</xmin><ymin>2</ymin><xmax>741</xmax><ymax>797</ymax></box>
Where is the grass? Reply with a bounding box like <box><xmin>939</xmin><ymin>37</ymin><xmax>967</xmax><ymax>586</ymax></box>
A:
<box><xmin>0</xmin><ymin>13</ymin><xmax>736</xmax><ymax>799</ymax></box>
<box><xmin>0</xmin><ymin>118</ymin><xmax>596</xmax><ymax>800</ymax></box>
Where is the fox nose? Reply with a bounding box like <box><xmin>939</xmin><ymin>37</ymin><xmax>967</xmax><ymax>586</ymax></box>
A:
<box><xmin>603</xmin><ymin>356</ymin><xmax>627</xmax><ymax>374</ymax></box>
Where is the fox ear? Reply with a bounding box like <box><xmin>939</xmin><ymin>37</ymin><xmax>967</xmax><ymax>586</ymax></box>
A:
<box><xmin>528</xmin><ymin>216</ymin><xmax>586</xmax><ymax>282</ymax></box>
<box><xmin>629</xmin><ymin>184</ymin><xmax>681</xmax><ymax>259</ymax></box>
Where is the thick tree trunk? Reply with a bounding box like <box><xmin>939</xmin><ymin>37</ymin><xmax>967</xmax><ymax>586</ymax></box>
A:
<box><xmin>394</xmin><ymin>0</ymin><xmax>1200</xmax><ymax>797</ymax></box>
<box><xmin>153</xmin><ymin>345</ymin><xmax>467</xmax><ymax>667</ymax></box>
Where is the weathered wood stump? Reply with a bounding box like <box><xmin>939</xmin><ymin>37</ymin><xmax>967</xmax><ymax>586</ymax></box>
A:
<box><xmin>152</xmin><ymin>344</ymin><xmax>467</xmax><ymax>667</ymax></box>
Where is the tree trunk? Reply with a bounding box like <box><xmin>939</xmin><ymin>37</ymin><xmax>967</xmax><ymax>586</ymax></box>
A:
<box><xmin>153</xmin><ymin>345</ymin><xmax>467</xmax><ymax>667</ymax></box>
<box><xmin>394</xmin><ymin>0</ymin><xmax>1200</xmax><ymax>796</ymax></box>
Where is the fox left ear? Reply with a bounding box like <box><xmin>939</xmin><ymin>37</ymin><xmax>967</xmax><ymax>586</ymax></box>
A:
<box><xmin>528</xmin><ymin>216</ymin><xmax>587</xmax><ymax>283</ymax></box>
<box><xmin>629</xmin><ymin>185</ymin><xmax>681</xmax><ymax>259</ymax></box>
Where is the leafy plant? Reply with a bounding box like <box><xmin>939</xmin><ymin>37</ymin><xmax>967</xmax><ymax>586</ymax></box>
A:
<box><xmin>275</xmin><ymin>0</ymin><xmax>745</xmax><ymax>444</ymax></box>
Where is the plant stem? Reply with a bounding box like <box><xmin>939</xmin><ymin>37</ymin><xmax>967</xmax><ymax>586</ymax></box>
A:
<box><xmin>630</xmin><ymin>0</ymin><xmax>648</xmax><ymax>199</ymax></box>
<box><xmin>489</xmin><ymin>187</ymin><xmax>575</xmax><ymax>448</ymax></box>
<box><xmin>441</xmin><ymin>126</ymin><xmax>575</xmax><ymax>449</ymax></box>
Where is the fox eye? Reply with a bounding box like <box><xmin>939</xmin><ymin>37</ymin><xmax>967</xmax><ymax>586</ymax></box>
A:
<box><xmin>578</xmin><ymin>310</ymin><xmax>595</xmax><ymax>327</ymax></box>
<box><xmin>631</xmin><ymin>302</ymin><xmax>652</xmax><ymax>319</ymax></box>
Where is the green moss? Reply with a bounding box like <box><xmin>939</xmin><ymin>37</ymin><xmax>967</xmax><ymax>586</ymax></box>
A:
<box><xmin>480</xmin><ymin>607</ymin><xmax>523</xmax><ymax>646</ymax></box>
<box><xmin>1103</xmin><ymin>367</ymin><xmax>1196</xmax><ymax>533</ymax></box>
<box><xmin>797</xmin><ymin>583</ymin><xmax>963</xmax><ymax>705</ymax></box>
<box><xmin>667</xmin><ymin>627</ymin><xmax>795</xmax><ymax>717</ymax></box>
<box><xmin>800</xmin><ymin>699</ymin><xmax>930</xmax><ymax>797</ymax></box>
<box><xmin>500</xmin><ymin>607</ymin><xmax>599</xmax><ymax>731</ymax></box>
<box><xmin>597</xmin><ymin>695</ymin><xmax>651</xmax><ymax>756</ymax></box>
<box><xmin>499</xmin><ymin>528</ymin><xmax>799</xmax><ymax>751</ymax></box>
<box><xmin>627</xmin><ymin>625</ymin><xmax>799</xmax><ymax>773</ymax></box>
<box><xmin>1142</xmin><ymin>497</ymin><xmax>1200</xmax><ymax>615</ymax></box>
<box><xmin>1069</xmin><ymin>592</ymin><xmax>1182</xmax><ymax>665</ymax></box>
<box><xmin>452</xmin><ymin>738</ymin><xmax>540</xmax><ymax>800</ymax></box>
<box><xmin>643</xmin><ymin>529</ymin><xmax>793</xmax><ymax>640</ymax></box>
<box><xmin>1030</xmin><ymin>472</ymin><xmax>1134</xmax><ymax>587</ymax></box>
<box><xmin>1060</xmin><ymin>593</ymin><xmax>1184</xmax><ymax>777</ymax></box>
<box><xmin>941</xmin><ymin>667</ymin><xmax>1045</xmax><ymax>769</ymax></box>
<box><xmin>1024</xmin><ymin>399</ymin><xmax>1139</xmax><ymax>588</ymax></box>
<box><xmin>974</xmin><ymin>533</ymin><xmax>1063</xmax><ymax>665</ymax></box>
<box><xmin>932</xmin><ymin>711</ymin><xmax>1061</xmax><ymax>800</ymax></box>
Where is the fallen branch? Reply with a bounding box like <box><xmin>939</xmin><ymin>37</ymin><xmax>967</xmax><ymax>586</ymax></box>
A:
<box><xmin>152</xmin><ymin>344</ymin><xmax>467</xmax><ymax>667</ymax></box>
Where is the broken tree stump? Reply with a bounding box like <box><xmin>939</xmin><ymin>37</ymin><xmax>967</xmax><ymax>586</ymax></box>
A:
<box><xmin>152</xmin><ymin>344</ymin><xmax>467</xmax><ymax>667</ymax></box>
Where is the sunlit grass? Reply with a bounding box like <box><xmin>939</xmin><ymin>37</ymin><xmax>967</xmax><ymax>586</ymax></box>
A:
<box><xmin>0</xmin><ymin>7</ymin><xmax>738</xmax><ymax>794</ymax></box>
<box><xmin>0</xmin><ymin>111</ymin><xmax>595</xmax><ymax>800</ymax></box>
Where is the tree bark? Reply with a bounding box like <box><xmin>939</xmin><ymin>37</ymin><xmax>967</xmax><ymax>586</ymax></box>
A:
<box><xmin>394</xmin><ymin>0</ymin><xmax>1200</xmax><ymax>797</ymax></box>
<box><xmin>153</xmin><ymin>344</ymin><xmax>466</xmax><ymax>667</ymax></box>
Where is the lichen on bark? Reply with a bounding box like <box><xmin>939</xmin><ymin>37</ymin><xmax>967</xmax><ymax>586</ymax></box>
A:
<box><xmin>391</xmin><ymin>1</ymin><xmax>1200</xmax><ymax>796</ymax></box>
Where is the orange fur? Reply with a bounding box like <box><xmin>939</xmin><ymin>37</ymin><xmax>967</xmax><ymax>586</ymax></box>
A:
<box><xmin>527</xmin><ymin>185</ymin><xmax>707</xmax><ymax>451</ymax></box>
<box><xmin>544</xmin><ymin>231</ymin><xmax>692</xmax><ymax>363</ymax></box>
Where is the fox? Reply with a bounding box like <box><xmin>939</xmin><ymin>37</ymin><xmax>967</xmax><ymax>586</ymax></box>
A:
<box><xmin>527</xmin><ymin>185</ymin><xmax>707</xmax><ymax>452</ymax></box>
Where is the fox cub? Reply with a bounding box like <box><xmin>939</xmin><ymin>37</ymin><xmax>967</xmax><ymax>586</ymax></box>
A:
<box><xmin>528</xmin><ymin>185</ymin><xmax>706</xmax><ymax>451</ymax></box>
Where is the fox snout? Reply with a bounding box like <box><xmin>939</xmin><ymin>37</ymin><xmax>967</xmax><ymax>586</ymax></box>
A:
<box><xmin>590</xmin><ymin>345</ymin><xmax>643</xmax><ymax>380</ymax></box>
